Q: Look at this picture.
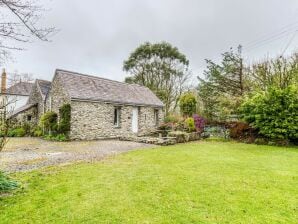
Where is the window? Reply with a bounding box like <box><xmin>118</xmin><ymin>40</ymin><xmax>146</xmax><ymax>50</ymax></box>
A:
<box><xmin>27</xmin><ymin>115</ymin><xmax>32</xmax><ymax>121</ymax></box>
<box><xmin>154</xmin><ymin>109</ymin><xmax>159</xmax><ymax>126</ymax></box>
<box><xmin>113</xmin><ymin>107</ymin><xmax>121</xmax><ymax>127</ymax></box>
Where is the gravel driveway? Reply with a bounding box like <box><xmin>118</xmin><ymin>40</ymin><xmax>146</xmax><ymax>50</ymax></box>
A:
<box><xmin>0</xmin><ymin>138</ymin><xmax>155</xmax><ymax>172</ymax></box>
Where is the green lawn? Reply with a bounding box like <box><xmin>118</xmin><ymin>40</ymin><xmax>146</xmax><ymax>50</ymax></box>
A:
<box><xmin>0</xmin><ymin>141</ymin><xmax>297</xmax><ymax>224</ymax></box>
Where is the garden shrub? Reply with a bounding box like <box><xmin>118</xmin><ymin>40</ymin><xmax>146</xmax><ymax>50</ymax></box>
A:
<box><xmin>22</xmin><ymin>122</ymin><xmax>32</xmax><ymax>136</ymax></box>
<box><xmin>240</xmin><ymin>86</ymin><xmax>298</xmax><ymax>142</ymax></box>
<box><xmin>54</xmin><ymin>133</ymin><xmax>68</xmax><ymax>141</ymax></box>
<box><xmin>33</xmin><ymin>126</ymin><xmax>43</xmax><ymax>137</ymax></box>
<box><xmin>184</xmin><ymin>117</ymin><xmax>195</xmax><ymax>132</ymax></box>
<box><xmin>43</xmin><ymin>133</ymin><xmax>68</xmax><ymax>142</ymax></box>
<box><xmin>8</xmin><ymin>127</ymin><xmax>26</xmax><ymax>137</ymax></box>
<box><xmin>58</xmin><ymin>104</ymin><xmax>71</xmax><ymax>135</ymax></box>
<box><xmin>0</xmin><ymin>171</ymin><xmax>18</xmax><ymax>193</ymax></box>
<box><xmin>193</xmin><ymin>114</ymin><xmax>205</xmax><ymax>133</ymax></box>
<box><xmin>39</xmin><ymin>111</ymin><xmax>58</xmax><ymax>134</ymax></box>
<box><xmin>254</xmin><ymin>138</ymin><xmax>268</xmax><ymax>145</ymax></box>
<box><xmin>164</xmin><ymin>114</ymin><xmax>181</xmax><ymax>123</ymax></box>
<box><xmin>228</xmin><ymin>121</ymin><xmax>257</xmax><ymax>142</ymax></box>
<box><xmin>179</xmin><ymin>92</ymin><xmax>197</xmax><ymax>117</ymax></box>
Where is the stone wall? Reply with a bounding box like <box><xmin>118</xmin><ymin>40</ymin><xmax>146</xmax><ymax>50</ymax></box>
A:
<box><xmin>70</xmin><ymin>100</ymin><xmax>163</xmax><ymax>140</ymax></box>
<box><xmin>45</xmin><ymin>75</ymin><xmax>70</xmax><ymax>115</ymax></box>
<box><xmin>138</xmin><ymin>106</ymin><xmax>164</xmax><ymax>136</ymax></box>
<box><xmin>28</xmin><ymin>82</ymin><xmax>44</xmax><ymax>119</ymax></box>
<box><xmin>12</xmin><ymin>106</ymin><xmax>38</xmax><ymax>126</ymax></box>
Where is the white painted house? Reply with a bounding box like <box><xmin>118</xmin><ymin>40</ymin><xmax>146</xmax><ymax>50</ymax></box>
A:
<box><xmin>0</xmin><ymin>69</ymin><xmax>33</xmax><ymax>114</ymax></box>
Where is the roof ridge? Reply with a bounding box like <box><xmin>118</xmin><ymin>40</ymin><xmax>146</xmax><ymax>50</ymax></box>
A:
<box><xmin>55</xmin><ymin>69</ymin><xmax>145</xmax><ymax>88</ymax></box>
<box><xmin>36</xmin><ymin>79</ymin><xmax>51</xmax><ymax>83</ymax></box>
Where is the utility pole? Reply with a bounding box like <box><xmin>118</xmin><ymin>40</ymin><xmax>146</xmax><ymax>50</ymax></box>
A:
<box><xmin>238</xmin><ymin>45</ymin><xmax>244</xmax><ymax>96</ymax></box>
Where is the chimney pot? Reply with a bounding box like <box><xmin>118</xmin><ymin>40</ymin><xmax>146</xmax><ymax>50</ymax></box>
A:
<box><xmin>1</xmin><ymin>68</ymin><xmax>7</xmax><ymax>94</ymax></box>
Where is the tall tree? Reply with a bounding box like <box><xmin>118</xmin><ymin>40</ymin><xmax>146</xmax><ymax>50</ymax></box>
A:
<box><xmin>0</xmin><ymin>0</ymin><xmax>56</xmax><ymax>63</ymax></box>
<box><xmin>123</xmin><ymin>42</ymin><xmax>190</xmax><ymax>115</ymax></box>
<box><xmin>198</xmin><ymin>46</ymin><xmax>248</xmax><ymax>120</ymax></box>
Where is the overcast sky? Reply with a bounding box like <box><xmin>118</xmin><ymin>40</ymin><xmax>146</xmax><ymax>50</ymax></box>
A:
<box><xmin>3</xmin><ymin>0</ymin><xmax>298</xmax><ymax>82</ymax></box>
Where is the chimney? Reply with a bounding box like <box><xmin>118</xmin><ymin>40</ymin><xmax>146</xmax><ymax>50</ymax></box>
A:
<box><xmin>1</xmin><ymin>68</ymin><xmax>7</xmax><ymax>94</ymax></box>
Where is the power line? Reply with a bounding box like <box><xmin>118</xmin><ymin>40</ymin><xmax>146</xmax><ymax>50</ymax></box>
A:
<box><xmin>245</xmin><ymin>27</ymin><xmax>298</xmax><ymax>51</ymax></box>
<box><xmin>281</xmin><ymin>30</ymin><xmax>297</xmax><ymax>56</ymax></box>
<box><xmin>245</xmin><ymin>20</ymin><xmax>298</xmax><ymax>46</ymax></box>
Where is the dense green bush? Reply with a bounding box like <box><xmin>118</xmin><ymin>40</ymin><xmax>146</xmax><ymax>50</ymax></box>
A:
<box><xmin>43</xmin><ymin>133</ymin><xmax>68</xmax><ymax>142</ymax></box>
<box><xmin>184</xmin><ymin>117</ymin><xmax>195</xmax><ymax>132</ymax></box>
<box><xmin>179</xmin><ymin>92</ymin><xmax>197</xmax><ymax>117</ymax></box>
<box><xmin>33</xmin><ymin>126</ymin><xmax>43</xmax><ymax>137</ymax></box>
<box><xmin>0</xmin><ymin>171</ymin><xmax>18</xmax><ymax>193</ymax></box>
<box><xmin>39</xmin><ymin>112</ymin><xmax>58</xmax><ymax>134</ymax></box>
<box><xmin>58</xmin><ymin>104</ymin><xmax>71</xmax><ymax>134</ymax></box>
<box><xmin>8</xmin><ymin>128</ymin><xmax>26</xmax><ymax>137</ymax></box>
<box><xmin>240</xmin><ymin>86</ymin><xmax>298</xmax><ymax>142</ymax></box>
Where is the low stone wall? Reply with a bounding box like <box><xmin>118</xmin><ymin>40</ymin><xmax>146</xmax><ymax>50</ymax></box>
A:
<box><xmin>168</xmin><ymin>131</ymin><xmax>201</xmax><ymax>143</ymax></box>
<box><xmin>121</xmin><ymin>132</ymin><xmax>201</xmax><ymax>146</ymax></box>
<box><xmin>120</xmin><ymin>136</ymin><xmax>176</xmax><ymax>146</ymax></box>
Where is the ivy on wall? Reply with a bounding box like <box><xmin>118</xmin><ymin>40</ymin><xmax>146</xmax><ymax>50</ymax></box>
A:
<box><xmin>58</xmin><ymin>104</ymin><xmax>71</xmax><ymax>135</ymax></box>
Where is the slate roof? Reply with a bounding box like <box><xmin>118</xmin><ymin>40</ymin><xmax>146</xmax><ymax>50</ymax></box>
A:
<box><xmin>6</xmin><ymin>82</ymin><xmax>33</xmax><ymax>96</ymax></box>
<box><xmin>55</xmin><ymin>69</ymin><xmax>164</xmax><ymax>107</ymax></box>
<box><xmin>36</xmin><ymin>79</ymin><xmax>51</xmax><ymax>98</ymax></box>
<box><xmin>9</xmin><ymin>103</ymin><xmax>37</xmax><ymax>118</ymax></box>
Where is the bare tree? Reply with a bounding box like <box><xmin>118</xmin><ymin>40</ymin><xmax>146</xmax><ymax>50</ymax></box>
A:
<box><xmin>0</xmin><ymin>95</ymin><xmax>16</xmax><ymax>151</ymax></box>
<box><xmin>249</xmin><ymin>52</ymin><xmax>298</xmax><ymax>90</ymax></box>
<box><xmin>0</xmin><ymin>0</ymin><xmax>56</xmax><ymax>151</ymax></box>
<box><xmin>0</xmin><ymin>0</ymin><xmax>56</xmax><ymax>63</ymax></box>
<box><xmin>7</xmin><ymin>71</ymin><xmax>34</xmax><ymax>86</ymax></box>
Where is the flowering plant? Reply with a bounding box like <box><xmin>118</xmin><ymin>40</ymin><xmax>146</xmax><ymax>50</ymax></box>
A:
<box><xmin>193</xmin><ymin>114</ymin><xmax>205</xmax><ymax>133</ymax></box>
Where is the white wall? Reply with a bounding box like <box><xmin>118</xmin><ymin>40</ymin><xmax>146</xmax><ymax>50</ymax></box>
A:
<box><xmin>0</xmin><ymin>95</ymin><xmax>29</xmax><ymax>113</ymax></box>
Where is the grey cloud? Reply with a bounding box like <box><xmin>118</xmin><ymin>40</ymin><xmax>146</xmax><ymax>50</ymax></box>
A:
<box><xmin>4</xmin><ymin>0</ymin><xmax>298</xmax><ymax>82</ymax></box>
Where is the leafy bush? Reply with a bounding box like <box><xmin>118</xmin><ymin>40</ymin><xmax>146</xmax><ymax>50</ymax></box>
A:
<box><xmin>184</xmin><ymin>117</ymin><xmax>195</xmax><ymax>132</ymax></box>
<box><xmin>8</xmin><ymin>128</ymin><xmax>26</xmax><ymax>137</ymax></box>
<box><xmin>39</xmin><ymin>112</ymin><xmax>58</xmax><ymax>134</ymax></box>
<box><xmin>22</xmin><ymin>122</ymin><xmax>32</xmax><ymax>136</ymax></box>
<box><xmin>193</xmin><ymin>114</ymin><xmax>205</xmax><ymax>133</ymax></box>
<box><xmin>43</xmin><ymin>133</ymin><xmax>68</xmax><ymax>142</ymax></box>
<box><xmin>0</xmin><ymin>171</ymin><xmax>18</xmax><ymax>193</ymax></box>
<box><xmin>33</xmin><ymin>126</ymin><xmax>43</xmax><ymax>137</ymax></box>
<box><xmin>54</xmin><ymin>134</ymin><xmax>68</xmax><ymax>141</ymax></box>
<box><xmin>179</xmin><ymin>92</ymin><xmax>197</xmax><ymax>117</ymax></box>
<box><xmin>58</xmin><ymin>104</ymin><xmax>71</xmax><ymax>134</ymax></box>
<box><xmin>240</xmin><ymin>86</ymin><xmax>298</xmax><ymax>142</ymax></box>
<box><xmin>254</xmin><ymin>138</ymin><xmax>268</xmax><ymax>145</ymax></box>
<box><xmin>164</xmin><ymin>114</ymin><xmax>181</xmax><ymax>123</ymax></box>
<box><xmin>228</xmin><ymin>122</ymin><xmax>257</xmax><ymax>142</ymax></box>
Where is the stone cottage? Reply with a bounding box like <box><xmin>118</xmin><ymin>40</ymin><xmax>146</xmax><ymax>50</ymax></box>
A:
<box><xmin>11</xmin><ymin>79</ymin><xmax>51</xmax><ymax>125</ymax></box>
<box><xmin>11</xmin><ymin>69</ymin><xmax>164</xmax><ymax>140</ymax></box>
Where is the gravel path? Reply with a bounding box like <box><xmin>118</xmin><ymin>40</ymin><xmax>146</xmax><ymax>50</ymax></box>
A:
<box><xmin>0</xmin><ymin>138</ymin><xmax>155</xmax><ymax>172</ymax></box>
